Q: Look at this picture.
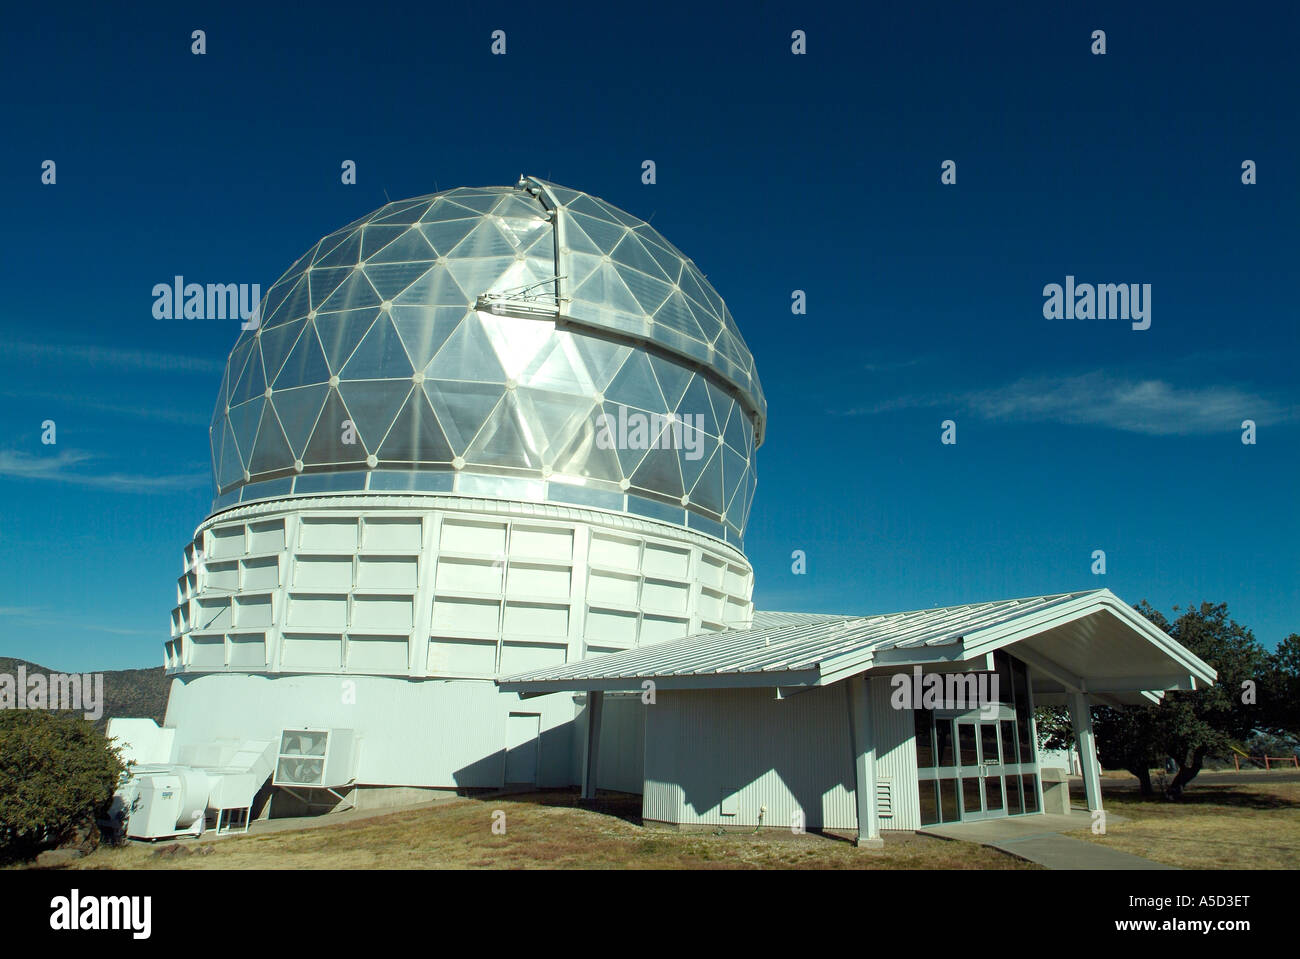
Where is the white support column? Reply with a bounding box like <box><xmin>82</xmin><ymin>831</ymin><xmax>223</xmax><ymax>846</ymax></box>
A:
<box><xmin>1069</xmin><ymin>691</ymin><xmax>1103</xmax><ymax>812</ymax></box>
<box><xmin>273</xmin><ymin>513</ymin><xmax>302</xmax><ymax>673</ymax></box>
<box><xmin>847</xmin><ymin>676</ymin><xmax>883</xmax><ymax>848</ymax></box>
<box><xmin>567</xmin><ymin>524</ymin><xmax>590</xmax><ymax>666</ymax></box>
<box><xmin>408</xmin><ymin>513</ymin><xmax>439</xmax><ymax>678</ymax></box>
<box><xmin>580</xmin><ymin>690</ymin><xmax>604</xmax><ymax>800</ymax></box>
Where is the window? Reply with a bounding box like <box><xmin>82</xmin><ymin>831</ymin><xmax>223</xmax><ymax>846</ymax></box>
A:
<box><xmin>980</xmin><ymin>723</ymin><xmax>1000</xmax><ymax>764</ymax></box>
<box><xmin>936</xmin><ymin>719</ymin><xmax>955</xmax><ymax>766</ymax></box>
<box><xmin>939</xmin><ymin>780</ymin><xmax>959</xmax><ymax>822</ymax></box>
<box><xmin>914</xmin><ymin>709</ymin><xmax>935</xmax><ymax>768</ymax></box>
<box><xmin>1000</xmin><ymin>720</ymin><xmax>1017</xmax><ymax>763</ymax></box>
<box><xmin>958</xmin><ymin>723</ymin><xmax>978</xmax><ymax>766</ymax></box>
<box><xmin>1017</xmin><ymin>714</ymin><xmax>1035</xmax><ymax>764</ymax></box>
<box><xmin>984</xmin><ymin>776</ymin><xmax>1003</xmax><ymax>811</ymax></box>
<box><xmin>918</xmin><ymin>781</ymin><xmax>940</xmax><ymax>826</ymax></box>
<box><xmin>1021</xmin><ymin>774</ymin><xmax>1039</xmax><ymax>813</ymax></box>
<box><xmin>993</xmin><ymin>650</ymin><xmax>1015</xmax><ymax>703</ymax></box>
<box><xmin>1005</xmin><ymin>773</ymin><xmax>1023</xmax><ymax>815</ymax></box>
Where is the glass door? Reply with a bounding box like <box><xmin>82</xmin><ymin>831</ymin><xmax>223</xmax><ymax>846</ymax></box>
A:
<box><xmin>915</xmin><ymin>652</ymin><xmax>1043</xmax><ymax>826</ymax></box>
<box><xmin>957</xmin><ymin>720</ymin><xmax>1008</xmax><ymax>821</ymax></box>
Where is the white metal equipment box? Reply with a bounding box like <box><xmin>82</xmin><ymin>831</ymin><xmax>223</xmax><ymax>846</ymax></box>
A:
<box><xmin>272</xmin><ymin>728</ymin><xmax>356</xmax><ymax>789</ymax></box>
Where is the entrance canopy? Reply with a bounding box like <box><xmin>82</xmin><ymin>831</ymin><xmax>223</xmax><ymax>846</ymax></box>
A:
<box><xmin>497</xmin><ymin>589</ymin><xmax>1217</xmax><ymax>706</ymax></box>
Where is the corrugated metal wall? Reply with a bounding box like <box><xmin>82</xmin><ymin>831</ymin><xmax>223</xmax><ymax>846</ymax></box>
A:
<box><xmin>643</xmin><ymin>685</ymin><xmax>859</xmax><ymax>830</ymax></box>
<box><xmin>569</xmin><ymin>693</ymin><xmax>647</xmax><ymax>793</ymax></box>
<box><xmin>641</xmin><ymin>679</ymin><xmax>922</xmax><ymax>831</ymax></box>
<box><xmin>870</xmin><ymin>674</ymin><xmax>921</xmax><ymax>830</ymax></box>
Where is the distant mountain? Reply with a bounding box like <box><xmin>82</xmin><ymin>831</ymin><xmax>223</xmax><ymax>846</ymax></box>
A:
<box><xmin>0</xmin><ymin>657</ymin><xmax>168</xmax><ymax>729</ymax></box>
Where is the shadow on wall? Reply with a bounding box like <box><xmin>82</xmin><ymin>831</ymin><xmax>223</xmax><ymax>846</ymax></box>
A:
<box><xmin>450</xmin><ymin>694</ymin><xmax>649</xmax><ymax>792</ymax></box>
<box><xmin>450</xmin><ymin>711</ymin><xmax>582</xmax><ymax>790</ymax></box>
<box><xmin>453</xmin><ymin>748</ymin><xmax>508</xmax><ymax>789</ymax></box>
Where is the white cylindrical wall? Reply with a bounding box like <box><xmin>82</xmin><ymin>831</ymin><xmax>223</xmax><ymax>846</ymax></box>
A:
<box><xmin>168</xmin><ymin>494</ymin><xmax>754</xmax><ymax>682</ymax></box>
<box><xmin>163</xmin><ymin>672</ymin><xmax>578</xmax><ymax>789</ymax></box>
<box><xmin>161</xmin><ymin>493</ymin><xmax>746</xmax><ymax>792</ymax></box>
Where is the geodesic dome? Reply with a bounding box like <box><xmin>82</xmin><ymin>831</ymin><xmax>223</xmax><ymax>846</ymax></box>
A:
<box><xmin>210</xmin><ymin>177</ymin><xmax>765</xmax><ymax>544</ymax></box>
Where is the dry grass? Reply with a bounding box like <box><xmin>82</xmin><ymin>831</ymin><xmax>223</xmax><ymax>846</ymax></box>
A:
<box><xmin>1067</xmin><ymin>772</ymin><xmax>1300</xmax><ymax>870</ymax></box>
<box><xmin>62</xmin><ymin>791</ymin><xmax>1036</xmax><ymax>870</ymax></box>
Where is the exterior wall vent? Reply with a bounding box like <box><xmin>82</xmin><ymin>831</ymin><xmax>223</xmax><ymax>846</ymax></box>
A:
<box><xmin>876</xmin><ymin>778</ymin><xmax>893</xmax><ymax>820</ymax></box>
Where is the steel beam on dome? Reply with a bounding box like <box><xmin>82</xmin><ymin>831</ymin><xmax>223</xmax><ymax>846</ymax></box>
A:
<box><xmin>519</xmin><ymin>176</ymin><xmax>568</xmax><ymax>313</ymax></box>
<box><xmin>516</xmin><ymin>175</ymin><xmax>766</xmax><ymax>447</ymax></box>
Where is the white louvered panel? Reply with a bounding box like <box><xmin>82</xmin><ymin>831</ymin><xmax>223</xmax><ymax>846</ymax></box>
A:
<box><xmin>876</xmin><ymin>778</ymin><xmax>893</xmax><ymax>820</ymax></box>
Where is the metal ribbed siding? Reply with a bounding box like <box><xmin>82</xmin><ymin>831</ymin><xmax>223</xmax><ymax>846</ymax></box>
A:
<box><xmin>870</xmin><ymin>675</ymin><xmax>920</xmax><ymax>830</ymax></box>
<box><xmin>574</xmin><ymin>694</ymin><xmax>646</xmax><ymax>793</ymax></box>
<box><xmin>642</xmin><ymin>686</ymin><xmax>858</xmax><ymax>829</ymax></box>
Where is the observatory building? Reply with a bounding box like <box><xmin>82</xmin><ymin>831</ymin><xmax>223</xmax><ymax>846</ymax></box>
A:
<box><xmin>112</xmin><ymin>178</ymin><xmax>1216</xmax><ymax>843</ymax></box>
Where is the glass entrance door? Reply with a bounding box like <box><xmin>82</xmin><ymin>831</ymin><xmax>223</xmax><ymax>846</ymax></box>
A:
<box><xmin>957</xmin><ymin>719</ymin><xmax>1008</xmax><ymax>821</ymax></box>
<box><xmin>921</xmin><ymin>710</ymin><xmax>1039</xmax><ymax>824</ymax></box>
<box><xmin>914</xmin><ymin>652</ymin><xmax>1044</xmax><ymax>827</ymax></box>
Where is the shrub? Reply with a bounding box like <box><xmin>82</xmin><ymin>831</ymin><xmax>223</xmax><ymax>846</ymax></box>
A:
<box><xmin>0</xmin><ymin>710</ymin><xmax>125</xmax><ymax>862</ymax></box>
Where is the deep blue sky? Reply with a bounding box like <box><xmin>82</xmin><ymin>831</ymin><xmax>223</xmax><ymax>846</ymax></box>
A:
<box><xmin>1</xmin><ymin>2</ymin><xmax>1296</xmax><ymax>670</ymax></box>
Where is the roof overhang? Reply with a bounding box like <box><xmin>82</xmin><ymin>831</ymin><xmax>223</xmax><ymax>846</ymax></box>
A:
<box><xmin>496</xmin><ymin>589</ymin><xmax>1217</xmax><ymax>703</ymax></box>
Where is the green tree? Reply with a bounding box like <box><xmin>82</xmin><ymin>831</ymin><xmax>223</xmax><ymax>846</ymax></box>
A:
<box><xmin>0</xmin><ymin>711</ymin><xmax>125</xmax><ymax>862</ymax></box>
<box><xmin>1147</xmin><ymin>602</ymin><xmax>1265</xmax><ymax>797</ymax></box>
<box><xmin>1038</xmin><ymin>702</ymin><xmax>1167</xmax><ymax>796</ymax></box>
<box><xmin>1092</xmin><ymin>703</ymin><xmax>1168</xmax><ymax>796</ymax></box>
<box><xmin>1259</xmin><ymin>634</ymin><xmax>1300</xmax><ymax>738</ymax></box>
<box><xmin>1037</xmin><ymin>601</ymin><xmax>1272</xmax><ymax>798</ymax></box>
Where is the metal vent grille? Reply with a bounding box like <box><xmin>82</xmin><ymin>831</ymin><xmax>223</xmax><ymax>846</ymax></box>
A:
<box><xmin>876</xmin><ymin>778</ymin><xmax>893</xmax><ymax>820</ymax></box>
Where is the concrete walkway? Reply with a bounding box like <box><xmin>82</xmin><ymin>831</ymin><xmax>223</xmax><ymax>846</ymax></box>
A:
<box><xmin>919</xmin><ymin>809</ymin><xmax>1176</xmax><ymax>870</ymax></box>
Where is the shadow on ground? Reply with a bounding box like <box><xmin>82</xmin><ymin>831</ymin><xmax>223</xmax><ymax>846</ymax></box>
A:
<box><xmin>494</xmin><ymin>788</ymin><xmax>646</xmax><ymax>827</ymax></box>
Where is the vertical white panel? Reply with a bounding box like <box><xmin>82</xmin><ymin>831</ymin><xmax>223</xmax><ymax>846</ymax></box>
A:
<box><xmin>595</xmin><ymin>694</ymin><xmax>645</xmax><ymax>793</ymax></box>
<box><xmin>248</xmin><ymin>519</ymin><xmax>285</xmax><ymax>552</ymax></box>
<box><xmin>299</xmin><ymin>517</ymin><xmax>358</xmax><ymax>551</ymax></box>
<box><xmin>209</xmin><ymin>524</ymin><xmax>245</xmax><ymax>559</ymax></box>
<box><xmin>229</xmin><ymin>633</ymin><xmax>267</xmax><ymax>668</ymax></box>
<box><xmin>871</xmin><ymin>674</ymin><xmax>920</xmax><ymax>830</ymax></box>
<box><xmin>364</xmin><ymin>516</ymin><xmax>422</xmax><ymax>551</ymax></box>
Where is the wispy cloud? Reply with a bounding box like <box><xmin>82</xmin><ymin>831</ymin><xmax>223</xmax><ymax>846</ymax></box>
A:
<box><xmin>0</xmin><ymin>449</ymin><xmax>206</xmax><ymax>492</ymax></box>
<box><xmin>6</xmin><ymin>340</ymin><xmax>223</xmax><ymax>375</ymax></box>
<box><xmin>0</xmin><ymin>388</ymin><xmax>211</xmax><ymax>427</ymax></box>
<box><xmin>834</xmin><ymin>371</ymin><xmax>1298</xmax><ymax>436</ymax></box>
<box><xmin>0</xmin><ymin>605</ymin><xmax>158</xmax><ymax>638</ymax></box>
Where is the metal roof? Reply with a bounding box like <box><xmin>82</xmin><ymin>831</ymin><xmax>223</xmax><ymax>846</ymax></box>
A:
<box><xmin>745</xmin><ymin>610</ymin><xmax>855</xmax><ymax>629</ymax></box>
<box><xmin>497</xmin><ymin>589</ymin><xmax>1218</xmax><ymax>702</ymax></box>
